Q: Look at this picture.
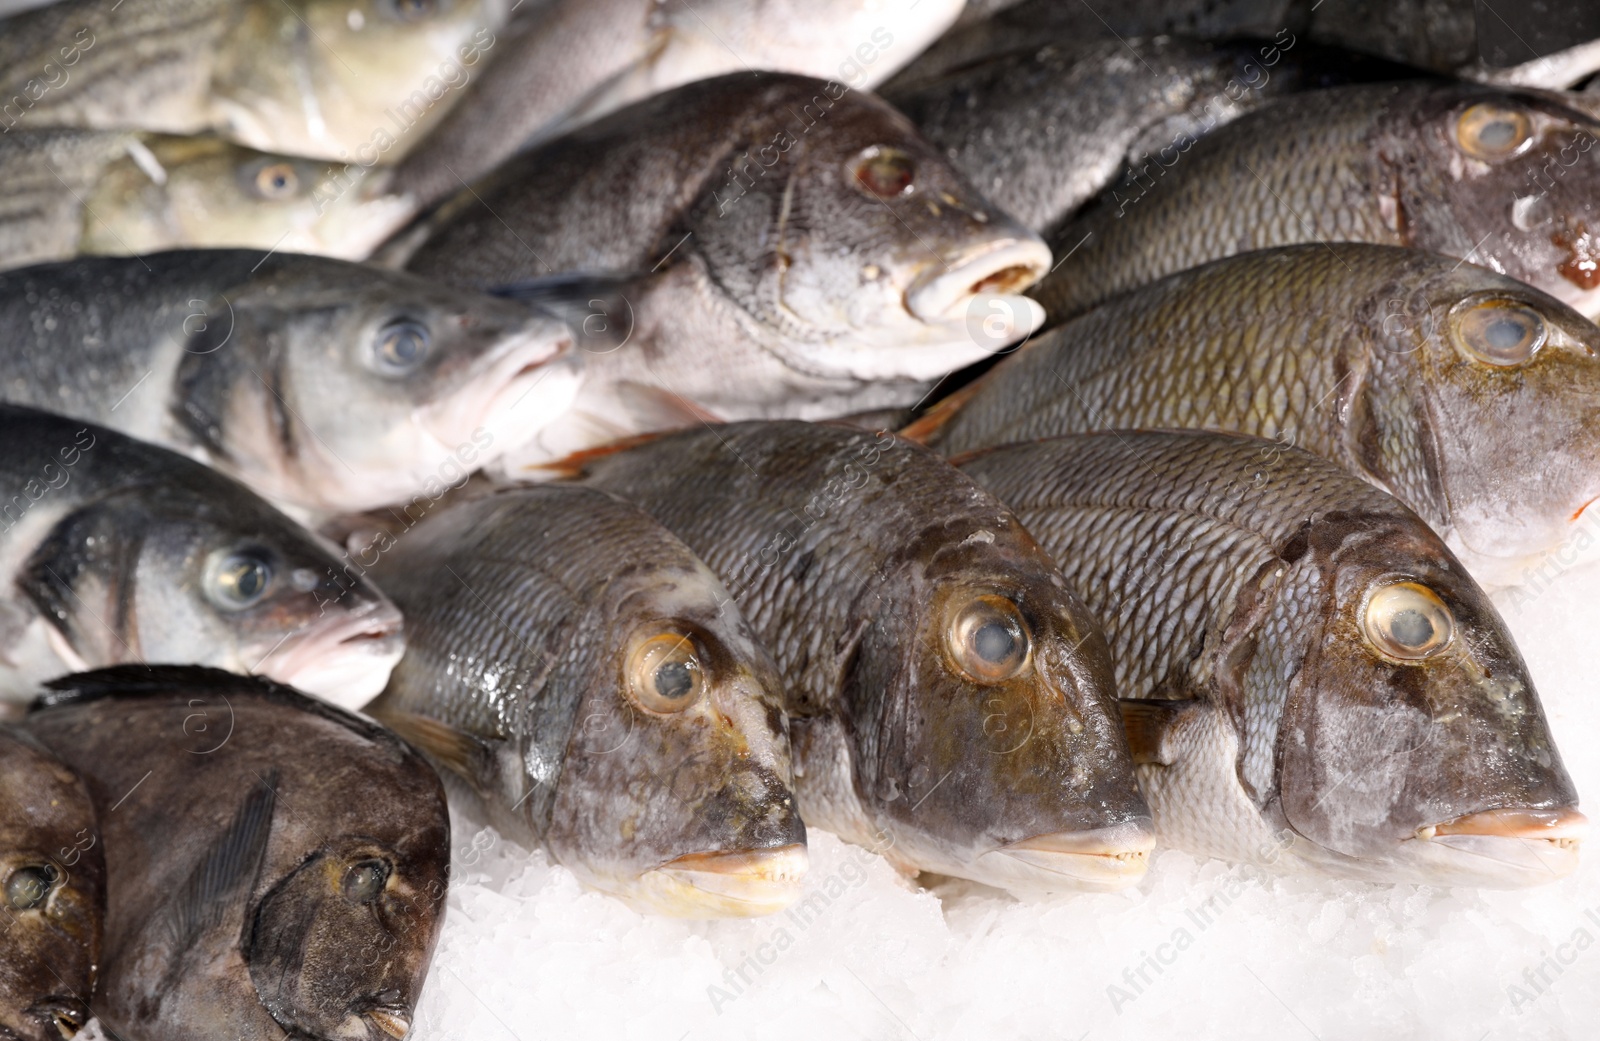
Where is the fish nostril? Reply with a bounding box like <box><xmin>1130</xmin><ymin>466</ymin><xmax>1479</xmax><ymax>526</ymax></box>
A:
<box><xmin>970</xmin><ymin>263</ymin><xmax>1038</xmax><ymax>297</ymax></box>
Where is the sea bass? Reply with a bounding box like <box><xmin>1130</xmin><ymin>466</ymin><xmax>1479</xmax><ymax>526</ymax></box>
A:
<box><xmin>394</xmin><ymin>73</ymin><xmax>1050</xmax><ymax>467</ymax></box>
<box><xmin>957</xmin><ymin>432</ymin><xmax>1584</xmax><ymax>887</ymax></box>
<box><xmin>365</xmin><ymin>485</ymin><xmax>806</xmax><ymax>917</ymax></box>
<box><xmin>0</xmin><ymin>406</ymin><xmax>403</xmax><ymax>708</ymax></box>
<box><xmin>573</xmin><ymin>421</ymin><xmax>1153</xmax><ymax>895</ymax></box>
<box><xmin>915</xmin><ymin>244</ymin><xmax>1600</xmax><ymax>587</ymax></box>
<box><xmin>0</xmin><ymin>727</ymin><xmax>103</xmax><ymax>1041</ymax></box>
<box><xmin>21</xmin><ymin>667</ymin><xmax>450</xmax><ymax>1041</ymax></box>
<box><xmin>0</xmin><ymin>251</ymin><xmax>578</xmax><ymax>515</ymax></box>
<box><xmin>0</xmin><ymin>0</ymin><xmax>508</xmax><ymax>160</ymax></box>
<box><xmin>1034</xmin><ymin>82</ymin><xmax>1600</xmax><ymax>320</ymax></box>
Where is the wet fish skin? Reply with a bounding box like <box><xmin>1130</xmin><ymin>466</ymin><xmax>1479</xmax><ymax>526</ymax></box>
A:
<box><xmin>20</xmin><ymin>666</ymin><xmax>450</xmax><ymax>1041</ymax></box>
<box><xmin>1034</xmin><ymin>81</ymin><xmax>1600</xmax><ymax>320</ymax></box>
<box><xmin>923</xmin><ymin>243</ymin><xmax>1600</xmax><ymax>585</ymax></box>
<box><xmin>0</xmin><ymin>727</ymin><xmax>103</xmax><ymax>1041</ymax></box>
<box><xmin>575</xmin><ymin>421</ymin><xmax>1154</xmax><ymax>895</ymax></box>
<box><xmin>0</xmin><ymin>405</ymin><xmax>404</xmax><ymax>708</ymax></box>
<box><xmin>366</xmin><ymin>484</ymin><xmax>807</xmax><ymax>917</ymax></box>
<box><xmin>957</xmin><ymin>431</ymin><xmax>1583</xmax><ymax>887</ymax></box>
<box><xmin>0</xmin><ymin>250</ymin><xmax>579</xmax><ymax>514</ymax></box>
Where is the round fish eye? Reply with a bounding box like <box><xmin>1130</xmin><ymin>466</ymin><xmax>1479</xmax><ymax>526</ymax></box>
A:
<box><xmin>250</xmin><ymin>161</ymin><xmax>300</xmax><ymax>200</ymax></box>
<box><xmin>947</xmin><ymin>595</ymin><xmax>1031</xmax><ymax>683</ymax></box>
<box><xmin>206</xmin><ymin>549</ymin><xmax>274</xmax><ymax>610</ymax></box>
<box><xmin>627</xmin><ymin>632</ymin><xmax>707</xmax><ymax>713</ymax></box>
<box><xmin>1455</xmin><ymin>102</ymin><xmax>1533</xmax><ymax>161</ymax></box>
<box><xmin>1449</xmin><ymin>296</ymin><xmax>1547</xmax><ymax>367</ymax></box>
<box><xmin>1362</xmin><ymin>581</ymin><xmax>1455</xmax><ymax>662</ymax></box>
<box><xmin>342</xmin><ymin>859</ymin><xmax>390</xmax><ymax>903</ymax></box>
<box><xmin>850</xmin><ymin>146</ymin><xmax>916</xmax><ymax>200</ymax></box>
<box><xmin>5</xmin><ymin>864</ymin><xmax>58</xmax><ymax>910</ymax></box>
<box><xmin>372</xmin><ymin>319</ymin><xmax>432</xmax><ymax>376</ymax></box>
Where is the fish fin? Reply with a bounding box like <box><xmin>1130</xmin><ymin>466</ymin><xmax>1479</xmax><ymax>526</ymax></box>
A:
<box><xmin>613</xmin><ymin>382</ymin><xmax>723</xmax><ymax>427</ymax></box>
<box><xmin>898</xmin><ymin>379</ymin><xmax>986</xmax><ymax>446</ymax></box>
<box><xmin>527</xmin><ymin>428</ymin><xmax>687</xmax><ymax>479</ymax></box>
<box><xmin>1119</xmin><ymin>700</ymin><xmax>1192</xmax><ymax>766</ymax></box>
<box><xmin>488</xmin><ymin>271</ymin><xmax>644</xmax><ymax>352</ymax></box>
<box><xmin>169</xmin><ymin>775</ymin><xmax>277</xmax><ymax>954</ymax></box>
<box><xmin>371</xmin><ymin>709</ymin><xmax>495</xmax><ymax>782</ymax></box>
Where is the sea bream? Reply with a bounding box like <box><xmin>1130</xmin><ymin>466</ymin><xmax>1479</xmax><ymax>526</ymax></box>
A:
<box><xmin>957</xmin><ymin>432</ymin><xmax>1585</xmax><ymax>887</ymax></box>
<box><xmin>20</xmin><ymin>667</ymin><xmax>451</xmax><ymax>1041</ymax></box>
<box><xmin>571</xmin><ymin>421</ymin><xmax>1154</xmax><ymax>895</ymax></box>
<box><xmin>0</xmin><ymin>406</ymin><xmax>404</xmax><ymax>708</ymax></box>
<box><xmin>1034</xmin><ymin>82</ymin><xmax>1600</xmax><ymax>320</ymax></box>
<box><xmin>0</xmin><ymin>727</ymin><xmax>103</xmax><ymax>1041</ymax></box>
<box><xmin>914</xmin><ymin>244</ymin><xmax>1600</xmax><ymax>587</ymax></box>
<box><xmin>0</xmin><ymin>251</ymin><xmax>579</xmax><ymax>515</ymax></box>
<box><xmin>365</xmin><ymin>484</ymin><xmax>807</xmax><ymax>917</ymax></box>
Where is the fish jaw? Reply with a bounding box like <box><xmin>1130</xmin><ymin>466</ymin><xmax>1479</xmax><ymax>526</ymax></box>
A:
<box><xmin>1398</xmin><ymin>806</ymin><xmax>1587</xmax><ymax>887</ymax></box>
<box><xmin>612</xmin><ymin>844</ymin><xmax>809</xmax><ymax>918</ymax></box>
<box><xmin>261</xmin><ymin>604</ymin><xmax>405</xmax><ymax>710</ymax></box>
<box><xmin>418</xmin><ymin>323</ymin><xmax>583</xmax><ymax>464</ymax></box>
<box><xmin>970</xmin><ymin>822</ymin><xmax>1156</xmax><ymax>894</ymax></box>
<box><xmin>332</xmin><ymin>1005</ymin><xmax>413</xmax><ymax>1040</ymax></box>
<box><xmin>905</xmin><ymin>236</ymin><xmax>1051</xmax><ymax>325</ymax></box>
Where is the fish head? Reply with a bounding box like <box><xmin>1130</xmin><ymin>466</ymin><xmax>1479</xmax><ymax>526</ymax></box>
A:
<box><xmin>1396</xmin><ymin>85</ymin><xmax>1600</xmax><ymax>316</ymax></box>
<box><xmin>686</xmin><ymin>78</ymin><xmax>1050</xmax><ymax>381</ymax></box>
<box><xmin>838</xmin><ymin>514</ymin><xmax>1152</xmax><ymax>894</ymax></box>
<box><xmin>20</xmin><ymin>486</ymin><xmax>404</xmax><ymax>709</ymax></box>
<box><xmin>1271</xmin><ymin>510</ymin><xmax>1581</xmax><ymax>887</ymax></box>
<box><xmin>542</xmin><ymin>556</ymin><xmax>806</xmax><ymax>918</ymax></box>
<box><xmin>0</xmin><ymin>732</ymin><xmax>101</xmax><ymax>1041</ymax></box>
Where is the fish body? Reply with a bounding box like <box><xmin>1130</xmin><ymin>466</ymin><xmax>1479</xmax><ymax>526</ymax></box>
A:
<box><xmin>957</xmin><ymin>432</ymin><xmax>1584</xmax><ymax>887</ymax></box>
<box><xmin>921</xmin><ymin>244</ymin><xmax>1600</xmax><ymax>586</ymax></box>
<box><xmin>0</xmin><ymin>251</ymin><xmax>579</xmax><ymax>514</ymax></box>
<box><xmin>574</xmin><ymin>421</ymin><xmax>1153</xmax><ymax>894</ymax></box>
<box><xmin>0</xmin><ymin>405</ymin><xmax>404</xmax><ymax>707</ymax></box>
<box><xmin>20</xmin><ymin>667</ymin><xmax>450</xmax><ymax>1041</ymax></box>
<box><xmin>365</xmin><ymin>484</ymin><xmax>806</xmax><ymax>917</ymax></box>
<box><xmin>1035</xmin><ymin>81</ymin><xmax>1600</xmax><ymax>320</ymax></box>
<box><xmin>0</xmin><ymin>727</ymin><xmax>102</xmax><ymax>1041</ymax></box>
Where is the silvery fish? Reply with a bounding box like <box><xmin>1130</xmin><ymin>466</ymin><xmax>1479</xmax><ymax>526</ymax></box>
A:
<box><xmin>0</xmin><ymin>406</ymin><xmax>403</xmax><ymax>709</ymax></box>
<box><xmin>0</xmin><ymin>251</ymin><xmax>578</xmax><ymax>515</ymax></box>
<box><xmin>365</xmin><ymin>485</ymin><xmax>807</xmax><ymax>917</ymax></box>
<box><xmin>958</xmin><ymin>431</ymin><xmax>1585</xmax><ymax>887</ymax></box>
<box><xmin>1035</xmin><ymin>82</ymin><xmax>1600</xmax><ymax>320</ymax></box>
<box><xmin>21</xmin><ymin>667</ymin><xmax>450</xmax><ymax>1041</ymax></box>
<box><xmin>573</xmin><ymin>421</ymin><xmax>1154</xmax><ymax>895</ymax></box>
<box><xmin>914</xmin><ymin>244</ymin><xmax>1600</xmax><ymax>587</ymax></box>
<box><xmin>0</xmin><ymin>727</ymin><xmax>103</xmax><ymax>1041</ymax></box>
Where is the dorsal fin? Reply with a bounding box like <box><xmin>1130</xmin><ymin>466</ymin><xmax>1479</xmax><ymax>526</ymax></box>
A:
<box><xmin>897</xmin><ymin>379</ymin><xmax>986</xmax><ymax>445</ymax></box>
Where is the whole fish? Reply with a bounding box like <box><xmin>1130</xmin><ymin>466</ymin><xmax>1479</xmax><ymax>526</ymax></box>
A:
<box><xmin>572</xmin><ymin>421</ymin><xmax>1153</xmax><ymax>894</ymax></box>
<box><xmin>388</xmin><ymin>0</ymin><xmax>966</xmax><ymax>207</ymax></box>
<box><xmin>0</xmin><ymin>727</ymin><xmax>103</xmax><ymax>1041</ymax></box>
<box><xmin>0</xmin><ymin>0</ymin><xmax>508</xmax><ymax>161</ymax></box>
<box><xmin>0</xmin><ymin>251</ymin><xmax>579</xmax><ymax>515</ymax></box>
<box><xmin>365</xmin><ymin>484</ymin><xmax>807</xmax><ymax>917</ymax></box>
<box><xmin>914</xmin><ymin>244</ymin><xmax>1600</xmax><ymax>587</ymax></box>
<box><xmin>394</xmin><ymin>73</ymin><xmax>1051</xmax><ymax>467</ymax></box>
<box><xmin>0</xmin><ymin>406</ymin><xmax>404</xmax><ymax>708</ymax></box>
<box><xmin>1035</xmin><ymin>81</ymin><xmax>1600</xmax><ymax>320</ymax></box>
<box><xmin>21</xmin><ymin>666</ymin><xmax>450</xmax><ymax>1041</ymax></box>
<box><xmin>0</xmin><ymin>129</ymin><xmax>418</xmax><ymax>271</ymax></box>
<box><xmin>957</xmin><ymin>431</ymin><xmax>1585</xmax><ymax>887</ymax></box>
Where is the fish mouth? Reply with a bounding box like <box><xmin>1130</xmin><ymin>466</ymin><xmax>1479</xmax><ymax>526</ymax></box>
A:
<box><xmin>336</xmin><ymin>1004</ymin><xmax>413</xmax><ymax>1040</ymax></box>
<box><xmin>973</xmin><ymin>822</ymin><xmax>1156</xmax><ymax>894</ymax></box>
<box><xmin>904</xmin><ymin>237</ymin><xmax>1051</xmax><ymax>331</ymax></box>
<box><xmin>624</xmin><ymin>843</ymin><xmax>809</xmax><ymax>918</ymax></box>
<box><xmin>1409</xmin><ymin>806</ymin><xmax>1586</xmax><ymax>885</ymax></box>
<box><xmin>16</xmin><ymin>998</ymin><xmax>86</xmax><ymax>1041</ymax></box>
<box><xmin>263</xmin><ymin>605</ymin><xmax>405</xmax><ymax>710</ymax></box>
<box><xmin>423</xmin><ymin>323</ymin><xmax>583</xmax><ymax>457</ymax></box>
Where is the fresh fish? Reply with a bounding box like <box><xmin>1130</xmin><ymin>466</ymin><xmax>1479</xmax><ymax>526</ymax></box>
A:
<box><xmin>957</xmin><ymin>431</ymin><xmax>1585</xmax><ymax>887</ymax></box>
<box><xmin>0</xmin><ymin>727</ymin><xmax>103</xmax><ymax>1041</ymax></box>
<box><xmin>0</xmin><ymin>406</ymin><xmax>404</xmax><ymax>708</ymax></box>
<box><xmin>572</xmin><ymin>421</ymin><xmax>1153</xmax><ymax>894</ymax></box>
<box><xmin>914</xmin><ymin>244</ymin><xmax>1600</xmax><ymax>587</ymax></box>
<box><xmin>0</xmin><ymin>251</ymin><xmax>579</xmax><ymax>514</ymax></box>
<box><xmin>21</xmin><ymin>666</ymin><xmax>450</xmax><ymax>1041</ymax></box>
<box><xmin>0</xmin><ymin>129</ymin><xmax>418</xmax><ymax>271</ymax></box>
<box><xmin>365</xmin><ymin>484</ymin><xmax>806</xmax><ymax>917</ymax></box>
<box><xmin>394</xmin><ymin>73</ymin><xmax>1050</xmax><ymax>468</ymax></box>
<box><xmin>1034</xmin><ymin>81</ymin><xmax>1600</xmax><ymax>319</ymax></box>
<box><xmin>0</xmin><ymin>0</ymin><xmax>509</xmax><ymax>160</ymax></box>
<box><xmin>388</xmin><ymin>0</ymin><xmax>966</xmax><ymax>207</ymax></box>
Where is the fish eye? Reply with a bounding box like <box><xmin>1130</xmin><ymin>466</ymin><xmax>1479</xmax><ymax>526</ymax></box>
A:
<box><xmin>850</xmin><ymin>146</ymin><xmax>916</xmax><ymax>200</ymax></box>
<box><xmin>1454</xmin><ymin>102</ymin><xmax>1534</xmax><ymax>161</ymax></box>
<box><xmin>1362</xmin><ymin>581</ymin><xmax>1455</xmax><ymax>662</ymax></box>
<box><xmin>372</xmin><ymin>319</ymin><xmax>432</xmax><ymax>376</ymax></box>
<box><xmin>206</xmin><ymin>549</ymin><xmax>275</xmax><ymax>610</ymax></box>
<box><xmin>947</xmin><ymin>595</ymin><xmax>1031</xmax><ymax>684</ymax></box>
<box><xmin>1449</xmin><ymin>296</ymin><xmax>1547</xmax><ymax>366</ymax></box>
<box><xmin>627</xmin><ymin>632</ymin><xmax>707</xmax><ymax>713</ymax></box>
<box><xmin>341</xmin><ymin>859</ymin><xmax>391</xmax><ymax>903</ymax></box>
<box><xmin>249</xmin><ymin>161</ymin><xmax>300</xmax><ymax>200</ymax></box>
<box><xmin>5</xmin><ymin>864</ymin><xmax>58</xmax><ymax>910</ymax></box>
<box><xmin>380</xmin><ymin>0</ymin><xmax>440</xmax><ymax>21</ymax></box>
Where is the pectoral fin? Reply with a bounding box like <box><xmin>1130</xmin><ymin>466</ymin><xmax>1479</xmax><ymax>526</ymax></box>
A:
<box><xmin>1119</xmin><ymin>699</ymin><xmax>1198</xmax><ymax>767</ymax></box>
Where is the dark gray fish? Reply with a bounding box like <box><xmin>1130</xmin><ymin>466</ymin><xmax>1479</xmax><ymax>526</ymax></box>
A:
<box><xmin>21</xmin><ymin>666</ymin><xmax>450</xmax><ymax>1041</ymax></box>
<box><xmin>957</xmin><ymin>432</ymin><xmax>1584</xmax><ymax>887</ymax></box>
<box><xmin>572</xmin><ymin>421</ymin><xmax>1153</xmax><ymax>894</ymax></box>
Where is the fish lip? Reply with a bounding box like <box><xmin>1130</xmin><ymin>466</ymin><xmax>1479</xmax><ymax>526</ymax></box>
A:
<box><xmin>634</xmin><ymin>843</ymin><xmax>809</xmax><ymax>918</ymax></box>
<box><xmin>976</xmin><ymin>822</ymin><xmax>1156</xmax><ymax>893</ymax></box>
<box><xmin>1416</xmin><ymin>806</ymin><xmax>1587</xmax><ymax>844</ymax></box>
<box><xmin>264</xmin><ymin>604</ymin><xmax>406</xmax><ymax>708</ymax></box>
<box><xmin>420</xmin><ymin>321</ymin><xmax>579</xmax><ymax>453</ymax></box>
<box><xmin>1407</xmin><ymin>807</ymin><xmax>1586</xmax><ymax>884</ymax></box>
<box><xmin>903</xmin><ymin>237</ymin><xmax>1052</xmax><ymax>326</ymax></box>
<box><xmin>19</xmin><ymin>997</ymin><xmax>86</xmax><ymax>1040</ymax></box>
<box><xmin>359</xmin><ymin>1005</ymin><xmax>413</xmax><ymax>1040</ymax></box>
